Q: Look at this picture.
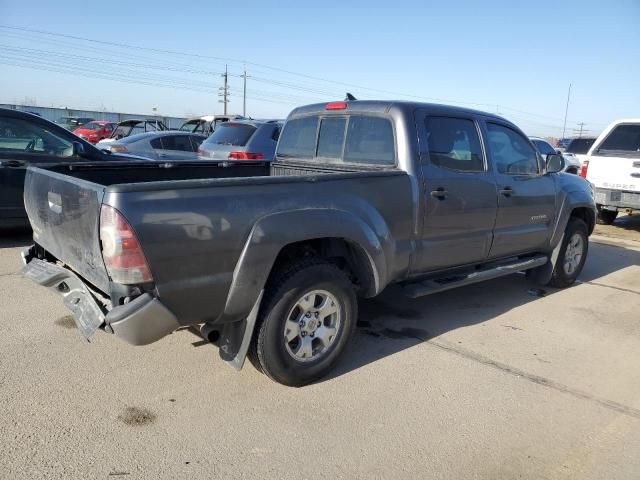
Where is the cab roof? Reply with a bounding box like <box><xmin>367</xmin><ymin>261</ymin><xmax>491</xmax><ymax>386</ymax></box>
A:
<box><xmin>289</xmin><ymin>100</ymin><xmax>507</xmax><ymax>122</ymax></box>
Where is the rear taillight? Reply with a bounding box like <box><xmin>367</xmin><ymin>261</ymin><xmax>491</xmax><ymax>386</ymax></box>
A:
<box><xmin>580</xmin><ymin>160</ymin><xmax>589</xmax><ymax>178</ymax></box>
<box><xmin>228</xmin><ymin>151</ymin><xmax>264</xmax><ymax>160</ymax></box>
<box><xmin>99</xmin><ymin>205</ymin><xmax>153</xmax><ymax>284</ymax></box>
<box><xmin>110</xmin><ymin>145</ymin><xmax>128</xmax><ymax>153</ymax></box>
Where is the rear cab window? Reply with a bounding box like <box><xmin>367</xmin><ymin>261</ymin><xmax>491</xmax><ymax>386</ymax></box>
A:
<box><xmin>565</xmin><ymin>138</ymin><xmax>595</xmax><ymax>154</ymax></box>
<box><xmin>276</xmin><ymin>115</ymin><xmax>395</xmax><ymax>166</ymax></box>
<box><xmin>595</xmin><ymin>124</ymin><xmax>640</xmax><ymax>157</ymax></box>
<box><xmin>203</xmin><ymin>123</ymin><xmax>257</xmax><ymax>147</ymax></box>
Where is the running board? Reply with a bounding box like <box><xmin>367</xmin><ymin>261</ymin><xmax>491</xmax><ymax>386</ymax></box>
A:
<box><xmin>402</xmin><ymin>255</ymin><xmax>548</xmax><ymax>299</ymax></box>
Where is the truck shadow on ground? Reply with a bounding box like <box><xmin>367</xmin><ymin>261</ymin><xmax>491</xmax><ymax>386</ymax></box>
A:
<box><xmin>611</xmin><ymin>213</ymin><xmax>640</xmax><ymax>230</ymax></box>
<box><xmin>325</xmin><ymin>241</ymin><xmax>640</xmax><ymax>383</ymax></box>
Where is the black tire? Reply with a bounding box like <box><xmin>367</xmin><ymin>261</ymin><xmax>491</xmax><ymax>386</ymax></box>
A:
<box><xmin>548</xmin><ymin>217</ymin><xmax>589</xmax><ymax>288</ymax></box>
<box><xmin>248</xmin><ymin>258</ymin><xmax>357</xmax><ymax>387</ymax></box>
<box><xmin>596</xmin><ymin>208</ymin><xmax>618</xmax><ymax>225</ymax></box>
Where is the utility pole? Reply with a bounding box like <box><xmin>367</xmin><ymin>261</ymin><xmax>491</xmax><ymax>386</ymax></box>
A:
<box><xmin>575</xmin><ymin>122</ymin><xmax>587</xmax><ymax>138</ymax></box>
<box><xmin>242</xmin><ymin>68</ymin><xmax>247</xmax><ymax>117</ymax></box>
<box><xmin>218</xmin><ymin>65</ymin><xmax>229</xmax><ymax>115</ymax></box>
<box><xmin>561</xmin><ymin>83</ymin><xmax>572</xmax><ymax>140</ymax></box>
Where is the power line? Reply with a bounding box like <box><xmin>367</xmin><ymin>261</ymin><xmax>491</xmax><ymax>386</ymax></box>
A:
<box><xmin>0</xmin><ymin>24</ymin><xmax>564</xmax><ymax>116</ymax></box>
<box><xmin>0</xmin><ymin>23</ymin><xmax>612</xmax><ymax>128</ymax></box>
<box><xmin>0</xmin><ymin>59</ymin><xmax>305</xmax><ymax>109</ymax></box>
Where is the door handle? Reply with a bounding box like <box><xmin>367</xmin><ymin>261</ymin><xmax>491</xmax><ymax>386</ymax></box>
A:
<box><xmin>1</xmin><ymin>160</ymin><xmax>25</xmax><ymax>167</ymax></box>
<box><xmin>430</xmin><ymin>188</ymin><xmax>448</xmax><ymax>199</ymax></box>
<box><xmin>499</xmin><ymin>187</ymin><xmax>513</xmax><ymax>197</ymax></box>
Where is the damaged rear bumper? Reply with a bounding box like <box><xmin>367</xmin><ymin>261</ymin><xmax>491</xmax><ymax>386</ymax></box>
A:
<box><xmin>22</xmin><ymin>247</ymin><xmax>180</xmax><ymax>345</ymax></box>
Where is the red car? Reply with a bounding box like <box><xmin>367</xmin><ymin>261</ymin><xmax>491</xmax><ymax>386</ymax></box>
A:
<box><xmin>73</xmin><ymin>121</ymin><xmax>116</xmax><ymax>144</ymax></box>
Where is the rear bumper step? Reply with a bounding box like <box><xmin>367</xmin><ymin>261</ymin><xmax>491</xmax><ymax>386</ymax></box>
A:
<box><xmin>403</xmin><ymin>255</ymin><xmax>548</xmax><ymax>298</ymax></box>
<box><xmin>22</xmin><ymin>249</ymin><xmax>179</xmax><ymax>345</ymax></box>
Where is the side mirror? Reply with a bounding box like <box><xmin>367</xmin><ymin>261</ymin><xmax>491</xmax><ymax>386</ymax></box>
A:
<box><xmin>72</xmin><ymin>141</ymin><xmax>86</xmax><ymax>158</ymax></box>
<box><xmin>546</xmin><ymin>153</ymin><xmax>564</xmax><ymax>173</ymax></box>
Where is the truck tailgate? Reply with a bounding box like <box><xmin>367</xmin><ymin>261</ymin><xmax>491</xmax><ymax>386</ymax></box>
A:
<box><xmin>588</xmin><ymin>155</ymin><xmax>640</xmax><ymax>193</ymax></box>
<box><xmin>24</xmin><ymin>167</ymin><xmax>110</xmax><ymax>293</ymax></box>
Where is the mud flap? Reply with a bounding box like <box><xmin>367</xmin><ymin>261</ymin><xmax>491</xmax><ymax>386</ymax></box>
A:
<box><xmin>526</xmin><ymin>233</ymin><xmax>564</xmax><ymax>285</ymax></box>
<box><xmin>218</xmin><ymin>291</ymin><xmax>263</xmax><ymax>370</ymax></box>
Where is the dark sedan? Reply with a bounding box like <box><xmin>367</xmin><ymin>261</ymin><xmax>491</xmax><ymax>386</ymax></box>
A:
<box><xmin>0</xmin><ymin>108</ymin><xmax>135</xmax><ymax>228</ymax></box>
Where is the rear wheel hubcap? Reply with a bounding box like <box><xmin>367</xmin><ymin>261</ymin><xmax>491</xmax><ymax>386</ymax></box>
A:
<box><xmin>283</xmin><ymin>290</ymin><xmax>341</xmax><ymax>363</ymax></box>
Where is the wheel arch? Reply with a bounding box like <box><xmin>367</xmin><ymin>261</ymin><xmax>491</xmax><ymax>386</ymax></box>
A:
<box><xmin>550</xmin><ymin>190</ymin><xmax>596</xmax><ymax>249</ymax></box>
<box><xmin>220</xmin><ymin>209</ymin><xmax>390</xmax><ymax>324</ymax></box>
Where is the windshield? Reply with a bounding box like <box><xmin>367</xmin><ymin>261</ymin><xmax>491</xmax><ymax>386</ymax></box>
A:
<box><xmin>202</xmin><ymin>123</ymin><xmax>256</xmax><ymax>146</ymax></box>
<box><xmin>566</xmin><ymin>138</ymin><xmax>596</xmax><ymax>154</ymax></box>
<box><xmin>179</xmin><ymin>121</ymin><xmax>199</xmax><ymax>132</ymax></box>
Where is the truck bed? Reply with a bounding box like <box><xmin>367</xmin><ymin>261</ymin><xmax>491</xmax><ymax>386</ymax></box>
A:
<box><xmin>25</xmin><ymin>160</ymin><xmax>412</xmax><ymax>327</ymax></box>
<box><xmin>45</xmin><ymin>160</ymin><xmax>375</xmax><ymax>189</ymax></box>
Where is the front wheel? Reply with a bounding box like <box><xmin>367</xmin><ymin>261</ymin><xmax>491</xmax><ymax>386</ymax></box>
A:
<box><xmin>249</xmin><ymin>259</ymin><xmax>357</xmax><ymax>387</ymax></box>
<box><xmin>548</xmin><ymin>218</ymin><xmax>589</xmax><ymax>288</ymax></box>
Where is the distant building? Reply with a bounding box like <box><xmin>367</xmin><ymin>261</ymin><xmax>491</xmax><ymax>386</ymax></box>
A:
<box><xmin>0</xmin><ymin>104</ymin><xmax>186</xmax><ymax>129</ymax></box>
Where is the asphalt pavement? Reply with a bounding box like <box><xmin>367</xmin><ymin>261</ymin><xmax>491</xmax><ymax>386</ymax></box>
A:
<box><xmin>1</xmin><ymin>220</ymin><xmax>639</xmax><ymax>479</ymax></box>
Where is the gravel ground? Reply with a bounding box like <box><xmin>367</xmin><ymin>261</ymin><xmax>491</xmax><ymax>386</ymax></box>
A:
<box><xmin>1</xmin><ymin>225</ymin><xmax>639</xmax><ymax>479</ymax></box>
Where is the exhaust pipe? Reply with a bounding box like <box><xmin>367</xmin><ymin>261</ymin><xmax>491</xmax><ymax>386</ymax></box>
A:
<box><xmin>199</xmin><ymin>324</ymin><xmax>220</xmax><ymax>344</ymax></box>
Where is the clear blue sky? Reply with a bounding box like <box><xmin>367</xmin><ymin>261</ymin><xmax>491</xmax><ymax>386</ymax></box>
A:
<box><xmin>0</xmin><ymin>0</ymin><xmax>638</xmax><ymax>138</ymax></box>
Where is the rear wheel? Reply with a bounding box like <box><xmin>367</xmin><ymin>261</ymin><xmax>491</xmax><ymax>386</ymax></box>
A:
<box><xmin>548</xmin><ymin>217</ymin><xmax>589</xmax><ymax>288</ymax></box>
<box><xmin>596</xmin><ymin>207</ymin><xmax>618</xmax><ymax>225</ymax></box>
<box><xmin>249</xmin><ymin>259</ymin><xmax>357</xmax><ymax>387</ymax></box>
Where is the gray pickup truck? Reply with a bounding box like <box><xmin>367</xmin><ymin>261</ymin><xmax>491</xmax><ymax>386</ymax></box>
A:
<box><xmin>22</xmin><ymin>100</ymin><xmax>596</xmax><ymax>386</ymax></box>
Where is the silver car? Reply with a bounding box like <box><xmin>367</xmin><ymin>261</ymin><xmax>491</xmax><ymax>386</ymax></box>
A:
<box><xmin>530</xmin><ymin>136</ymin><xmax>581</xmax><ymax>174</ymax></box>
<box><xmin>101</xmin><ymin>131</ymin><xmax>206</xmax><ymax>161</ymax></box>
<box><xmin>198</xmin><ymin>120</ymin><xmax>283</xmax><ymax>161</ymax></box>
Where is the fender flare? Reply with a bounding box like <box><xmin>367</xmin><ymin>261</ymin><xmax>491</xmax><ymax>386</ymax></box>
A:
<box><xmin>529</xmin><ymin>190</ymin><xmax>595</xmax><ymax>285</ymax></box>
<box><xmin>549</xmin><ymin>189</ymin><xmax>595</xmax><ymax>250</ymax></box>
<box><xmin>219</xmin><ymin>208</ymin><xmax>391</xmax><ymax>324</ymax></box>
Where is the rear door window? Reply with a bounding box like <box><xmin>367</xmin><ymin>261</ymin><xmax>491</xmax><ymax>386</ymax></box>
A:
<box><xmin>190</xmin><ymin>135</ymin><xmax>205</xmax><ymax>150</ymax></box>
<box><xmin>317</xmin><ymin>118</ymin><xmax>346</xmax><ymax>159</ymax></box>
<box><xmin>161</xmin><ymin>135</ymin><xmax>196</xmax><ymax>152</ymax></box>
<box><xmin>425</xmin><ymin>117</ymin><xmax>484</xmax><ymax>172</ymax></box>
<box><xmin>150</xmin><ymin>137</ymin><xmax>163</xmax><ymax>149</ymax></box>
<box><xmin>277</xmin><ymin>117</ymin><xmax>319</xmax><ymax>158</ymax></box>
<box><xmin>203</xmin><ymin>123</ymin><xmax>256</xmax><ymax>147</ymax></box>
<box><xmin>344</xmin><ymin>116</ymin><xmax>395</xmax><ymax>165</ymax></box>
